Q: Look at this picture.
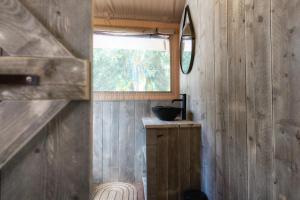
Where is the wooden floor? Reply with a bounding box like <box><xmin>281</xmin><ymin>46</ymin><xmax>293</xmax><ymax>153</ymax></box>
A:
<box><xmin>92</xmin><ymin>182</ymin><xmax>144</xmax><ymax>200</ymax></box>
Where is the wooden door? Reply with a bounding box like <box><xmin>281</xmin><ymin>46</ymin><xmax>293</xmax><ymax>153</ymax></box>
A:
<box><xmin>0</xmin><ymin>0</ymin><xmax>91</xmax><ymax>199</ymax></box>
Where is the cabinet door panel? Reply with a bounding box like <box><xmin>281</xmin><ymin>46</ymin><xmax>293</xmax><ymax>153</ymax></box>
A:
<box><xmin>156</xmin><ymin>129</ymin><xmax>169</xmax><ymax>200</ymax></box>
<box><xmin>168</xmin><ymin>128</ymin><xmax>179</xmax><ymax>200</ymax></box>
<box><xmin>146</xmin><ymin>127</ymin><xmax>201</xmax><ymax>200</ymax></box>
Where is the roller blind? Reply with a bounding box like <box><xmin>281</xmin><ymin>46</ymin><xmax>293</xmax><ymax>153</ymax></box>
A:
<box><xmin>94</xmin><ymin>0</ymin><xmax>186</xmax><ymax>23</ymax></box>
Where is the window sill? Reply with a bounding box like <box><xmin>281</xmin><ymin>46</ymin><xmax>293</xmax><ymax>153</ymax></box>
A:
<box><xmin>93</xmin><ymin>91</ymin><xmax>179</xmax><ymax>101</ymax></box>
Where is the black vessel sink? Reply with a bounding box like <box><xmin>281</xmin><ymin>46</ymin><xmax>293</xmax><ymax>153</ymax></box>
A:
<box><xmin>152</xmin><ymin>106</ymin><xmax>182</xmax><ymax>121</ymax></box>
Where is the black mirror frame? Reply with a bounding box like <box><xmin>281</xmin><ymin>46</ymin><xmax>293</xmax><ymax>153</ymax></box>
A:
<box><xmin>180</xmin><ymin>5</ymin><xmax>196</xmax><ymax>74</ymax></box>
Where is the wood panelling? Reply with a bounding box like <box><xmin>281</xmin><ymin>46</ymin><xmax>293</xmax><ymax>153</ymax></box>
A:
<box><xmin>0</xmin><ymin>0</ymin><xmax>74</xmax><ymax>170</ymax></box>
<box><xmin>93</xmin><ymin>0</ymin><xmax>185</xmax><ymax>23</ymax></box>
<box><xmin>214</xmin><ymin>0</ymin><xmax>228</xmax><ymax>199</ymax></box>
<box><xmin>245</xmin><ymin>0</ymin><xmax>273</xmax><ymax>199</ymax></box>
<box><xmin>272</xmin><ymin>0</ymin><xmax>300</xmax><ymax>199</ymax></box>
<box><xmin>93</xmin><ymin>18</ymin><xmax>179</xmax><ymax>32</ymax></box>
<box><xmin>0</xmin><ymin>0</ymin><xmax>71</xmax><ymax>57</ymax></box>
<box><xmin>1</xmin><ymin>102</ymin><xmax>90</xmax><ymax>200</ymax></box>
<box><xmin>0</xmin><ymin>100</ymin><xmax>67</xmax><ymax>169</ymax></box>
<box><xmin>181</xmin><ymin>0</ymin><xmax>300</xmax><ymax>199</ymax></box>
<box><xmin>0</xmin><ymin>0</ymin><xmax>91</xmax><ymax>199</ymax></box>
<box><xmin>0</xmin><ymin>57</ymin><xmax>90</xmax><ymax>100</ymax></box>
<box><xmin>228</xmin><ymin>0</ymin><xmax>248</xmax><ymax>199</ymax></box>
<box><xmin>93</xmin><ymin>100</ymin><xmax>176</xmax><ymax>184</ymax></box>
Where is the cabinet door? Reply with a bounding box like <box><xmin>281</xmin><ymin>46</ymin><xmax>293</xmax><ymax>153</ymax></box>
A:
<box><xmin>146</xmin><ymin>127</ymin><xmax>200</xmax><ymax>200</ymax></box>
<box><xmin>146</xmin><ymin>128</ymin><xmax>179</xmax><ymax>200</ymax></box>
<box><xmin>178</xmin><ymin>127</ymin><xmax>201</xmax><ymax>191</ymax></box>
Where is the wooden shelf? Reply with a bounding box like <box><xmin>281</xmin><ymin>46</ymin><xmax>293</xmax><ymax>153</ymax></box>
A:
<box><xmin>142</xmin><ymin>117</ymin><xmax>201</xmax><ymax>129</ymax></box>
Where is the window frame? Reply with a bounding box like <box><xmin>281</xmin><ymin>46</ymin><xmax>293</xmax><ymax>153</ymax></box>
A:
<box><xmin>93</xmin><ymin>18</ymin><xmax>180</xmax><ymax>100</ymax></box>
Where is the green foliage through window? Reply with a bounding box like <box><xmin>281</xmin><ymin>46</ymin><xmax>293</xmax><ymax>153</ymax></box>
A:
<box><xmin>93</xmin><ymin>34</ymin><xmax>171</xmax><ymax>92</ymax></box>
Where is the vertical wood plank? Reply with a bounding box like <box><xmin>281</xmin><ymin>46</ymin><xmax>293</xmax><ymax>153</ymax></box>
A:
<box><xmin>93</xmin><ymin>101</ymin><xmax>103</xmax><ymax>183</ymax></box>
<box><xmin>178</xmin><ymin>127</ymin><xmax>191</xmax><ymax>199</ymax></box>
<box><xmin>119</xmin><ymin>101</ymin><xmax>135</xmax><ymax>183</ymax></box>
<box><xmin>102</xmin><ymin>102</ymin><xmax>113</xmax><ymax>182</ymax></box>
<box><xmin>245</xmin><ymin>0</ymin><xmax>273</xmax><ymax>199</ymax></box>
<box><xmin>146</xmin><ymin>129</ymin><xmax>158</xmax><ymax>200</ymax></box>
<box><xmin>167</xmin><ymin>128</ymin><xmax>179</xmax><ymax>200</ymax></box>
<box><xmin>156</xmin><ymin>129</ymin><xmax>169</xmax><ymax>200</ymax></box>
<box><xmin>204</xmin><ymin>0</ymin><xmax>216</xmax><ymax>198</ymax></box>
<box><xmin>111</xmin><ymin>102</ymin><xmax>120</xmax><ymax>181</ymax></box>
<box><xmin>44</xmin><ymin>102</ymin><xmax>90</xmax><ymax>200</ymax></box>
<box><xmin>0</xmin><ymin>47</ymin><xmax>1</xmax><ymax>200</ymax></box>
<box><xmin>190</xmin><ymin>127</ymin><xmax>201</xmax><ymax>189</ymax></box>
<box><xmin>272</xmin><ymin>0</ymin><xmax>300</xmax><ymax>199</ymax></box>
<box><xmin>214</xmin><ymin>0</ymin><xmax>229</xmax><ymax>199</ymax></box>
<box><xmin>134</xmin><ymin>101</ymin><xmax>151</xmax><ymax>183</ymax></box>
<box><xmin>227</xmin><ymin>0</ymin><xmax>247</xmax><ymax>199</ymax></box>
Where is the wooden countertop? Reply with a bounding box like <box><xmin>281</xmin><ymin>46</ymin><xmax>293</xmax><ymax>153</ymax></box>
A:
<box><xmin>142</xmin><ymin>117</ymin><xmax>201</xmax><ymax>129</ymax></box>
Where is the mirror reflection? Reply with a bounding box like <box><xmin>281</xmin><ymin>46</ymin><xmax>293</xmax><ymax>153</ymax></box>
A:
<box><xmin>180</xmin><ymin>6</ymin><xmax>195</xmax><ymax>74</ymax></box>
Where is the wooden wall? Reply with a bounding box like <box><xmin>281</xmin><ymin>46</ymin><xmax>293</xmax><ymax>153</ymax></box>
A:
<box><xmin>181</xmin><ymin>0</ymin><xmax>300</xmax><ymax>199</ymax></box>
<box><xmin>0</xmin><ymin>0</ymin><xmax>91</xmax><ymax>199</ymax></box>
<box><xmin>93</xmin><ymin>100</ymin><xmax>175</xmax><ymax>184</ymax></box>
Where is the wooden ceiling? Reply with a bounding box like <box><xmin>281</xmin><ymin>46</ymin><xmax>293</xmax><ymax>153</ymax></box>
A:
<box><xmin>94</xmin><ymin>0</ymin><xmax>186</xmax><ymax>23</ymax></box>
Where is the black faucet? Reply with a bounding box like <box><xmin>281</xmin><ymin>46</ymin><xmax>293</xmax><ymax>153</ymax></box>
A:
<box><xmin>172</xmin><ymin>94</ymin><xmax>187</xmax><ymax>120</ymax></box>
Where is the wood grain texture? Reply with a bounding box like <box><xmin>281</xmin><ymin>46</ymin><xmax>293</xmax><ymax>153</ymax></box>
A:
<box><xmin>0</xmin><ymin>100</ymin><xmax>67</xmax><ymax>169</ymax></box>
<box><xmin>92</xmin><ymin>100</ymin><xmax>173</xmax><ymax>185</ymax></box>
<box><xmin>214</xmin><ymin>0</ymin><xmax>229</xmax><ymax>199</ymax></box>
<box><xmin>0</xmin><ymin>0</ymin><xmax>75</xmax><ymax>170</ymax></box>
<box><xmin>245</xmin><ymin>0</ymin><xmax>273</xmax><ymax>199</ymax></box>
<box><xmin>0</xmin><ymin>0</ymin><xmax>91</xmax><ymax>199</ymax></box>
<box><xmin>146</xmin><ymin>129</ymin><xmax>157</xmax><ymax>200</ymax></box>
<box><xmin>0</xmin><ymin>0</ymin><xmax>71</xmax><ymax>57</ymax></box>
<box><xmin>182</xmin><ymin>0</ymin><xmax>300</xmax><ymax>199</ymax></box>
<box><xmin>145</xmin><ymin>127</ymin><xmax>201</xmax><ymax>200</ymax></box>
<box><xmin>272</xmin><ymin>0</ymin><xmax>300</xmax><ymax>199</ymax></box>
<box><xmin>134</xmin><ymin>101</ymin><xmax>151</xmax><ymax>184</ymax></box>
<box><xmin>168</xmin><ymin>128</ymin><xmax>179</xmax><ymax>200</ymax></box>
<box><xmin>0</xmin><ymin>56</ymin><xmax>90</xmax><ymax>100</ymax></box>
<box><xmin>93</xmin><ymin>101</ymin><xmax>103</xmax><ymax>183</ymax></box>
<box><xmin>119</xmin><ymin>101</ymin><xmax>135</xmax><ymax>183</ymax></box>
<box><xmin>156</xmin><ymin>129</ymin><xmax>169</xmax><ymax>200</ymax></box>
<box><xmin>228</xmin><ymin>0</ymin><xmax>248</xmax><ymax>199</ymax></box>
<box><xmin>1</xmin><ymin>102</ymin><xmax>90</xmax><ymax>200</ymax></box>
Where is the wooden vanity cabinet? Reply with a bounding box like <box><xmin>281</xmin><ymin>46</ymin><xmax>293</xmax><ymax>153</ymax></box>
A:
<box><xmin>142</xmin><ymin>118</ymin><xmax>201</xmax><ymax>200</ymax></box>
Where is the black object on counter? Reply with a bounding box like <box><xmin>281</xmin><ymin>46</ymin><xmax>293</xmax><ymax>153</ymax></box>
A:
<box><xmin>152</xmin><ymin>106</ymin><xmax>182</xmax><ymax>121</ymax></box>
<box><xmin>183</xmin><ymin>190</ymin><xmax>208</xmax><ymax>200</ymax></box>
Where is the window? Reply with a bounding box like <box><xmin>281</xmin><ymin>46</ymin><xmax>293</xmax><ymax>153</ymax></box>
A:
<box><xmin>93</xmin><ymin>19</ymin><xmax>179</xmax><ymax>100</ymax></box>
<box><xmin>93</xmin><ymin>34</ymin><xmax>171</xmax><ymax>92</ymax></box>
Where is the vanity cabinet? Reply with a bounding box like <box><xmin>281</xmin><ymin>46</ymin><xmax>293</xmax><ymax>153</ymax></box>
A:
<box><xmin>142</xmin><ymin>118</ymin><xmax>201</xmax><ymax>200</ymax></box>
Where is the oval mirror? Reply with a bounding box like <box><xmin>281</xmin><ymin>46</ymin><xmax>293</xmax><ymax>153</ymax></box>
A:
<box><xmin>180</xmin><ymin>6</ymin><xmax>196</xmax><ymax>74</ymax></box>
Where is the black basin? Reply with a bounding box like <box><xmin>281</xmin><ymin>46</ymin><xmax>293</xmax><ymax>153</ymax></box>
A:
<box><xmin>152</xmin><ymin>106</ymin><xmax>182</xmax><ymax>121</ymax></box>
